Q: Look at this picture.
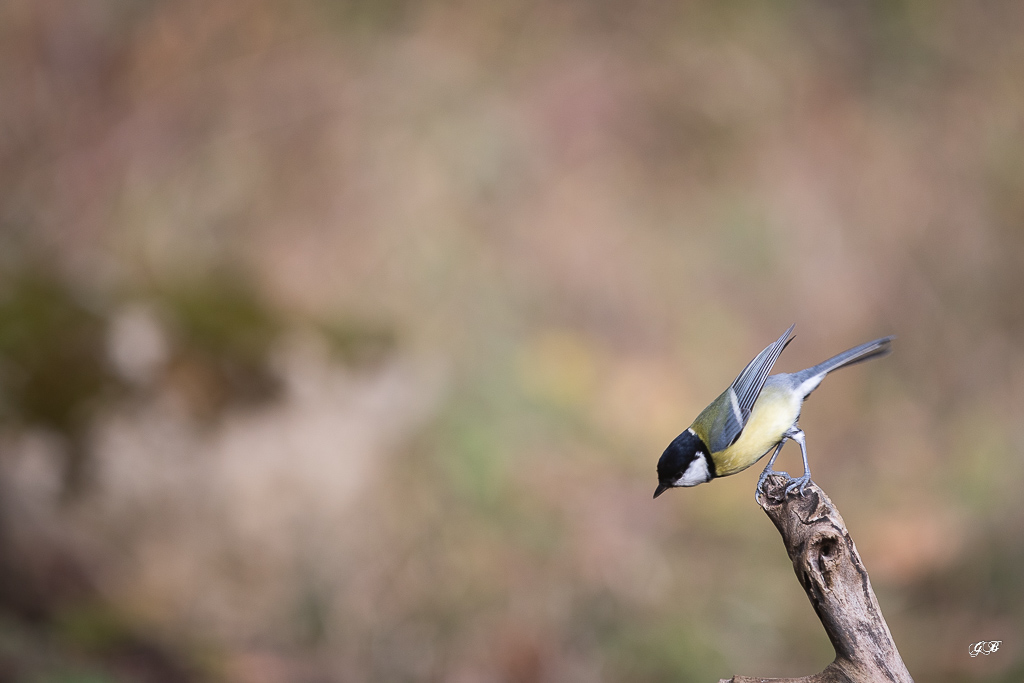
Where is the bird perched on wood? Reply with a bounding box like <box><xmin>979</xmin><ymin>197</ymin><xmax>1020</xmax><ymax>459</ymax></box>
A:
<box><xmin>654</xmin><ymin>325</ymin><xmax>893</xmax><ymax>501</ymax></box>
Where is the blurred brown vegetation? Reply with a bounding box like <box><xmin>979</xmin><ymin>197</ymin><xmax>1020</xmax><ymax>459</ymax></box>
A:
<box><xmin>2</xmin><ymin>0</ymin><xmax>1024</xmax><ymax>681</ymax></box>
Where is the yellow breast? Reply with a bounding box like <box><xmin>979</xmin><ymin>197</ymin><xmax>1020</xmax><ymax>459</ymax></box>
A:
<box><xmin>713</xmin><ymin>382</ymin><xmax>801</xmax><ymax>476</ymax></box>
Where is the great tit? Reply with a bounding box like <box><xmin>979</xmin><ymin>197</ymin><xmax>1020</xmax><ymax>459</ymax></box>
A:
<box><xmin>654</xmin><ymin>325</ymin><xmax>893</xmax><ymax>500</ymax></box>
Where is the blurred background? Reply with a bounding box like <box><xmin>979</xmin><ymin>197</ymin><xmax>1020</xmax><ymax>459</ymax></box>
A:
<box><xmin>1</xmin><ymin>1</ymin><xmax>1023</xmax><ymax>681</ymax></box>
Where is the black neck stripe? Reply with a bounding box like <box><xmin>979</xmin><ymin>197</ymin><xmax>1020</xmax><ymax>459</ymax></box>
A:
<box><xmin>694</xmin><ymin>434</ymin><xmax>715</xmax><ymax>478</ymax></box>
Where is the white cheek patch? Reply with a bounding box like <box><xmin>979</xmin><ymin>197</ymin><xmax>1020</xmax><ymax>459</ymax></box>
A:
<box><xmin>675</xmin><ymin>453</ymin><xmax>710</xmax><ymax>487</ymax></box>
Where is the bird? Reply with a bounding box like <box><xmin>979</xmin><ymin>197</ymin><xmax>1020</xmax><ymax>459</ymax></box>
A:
<box><xmin>653</xmin><ymin>325</ymin><xmax>893</xmax><ymax>500</ymax></box>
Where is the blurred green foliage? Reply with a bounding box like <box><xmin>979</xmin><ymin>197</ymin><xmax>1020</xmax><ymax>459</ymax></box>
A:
<box><xmin>160</xmin><ymin>276</ymin><xmax>282</xmax><ymax>371</ymax></box>
<box><xmin>157</xmin><ymin>274</ymin><xmax>285</xmax><ymax>418</ymax></box>
<box><xmin>318</xmin><ymin>317</ymin><xmax>397</xmax><ymax>368</ymax></box>
<box><xmin>0</xmin><ymin>268</ymin><xmax>119</xmax><ymax>494</ymax></box>
<box><xmin>54</xmin><ymin>603</ymin><xmax>132</xmax><ymax>655</ymax></box>
<box><xmin>0</xmin><ymin>269</ymin><xmax>114</xmax><ymax>435</ymax></box>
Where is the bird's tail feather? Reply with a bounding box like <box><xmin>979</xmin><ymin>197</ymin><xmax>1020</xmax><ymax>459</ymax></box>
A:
<box><xmin>793</xmin><ymin>336</ymin><xmax>894</xmax><ymax>397</ymax></box>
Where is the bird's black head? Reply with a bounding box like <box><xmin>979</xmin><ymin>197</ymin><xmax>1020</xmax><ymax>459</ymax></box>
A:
<box><xmin>654</xmin><ymin>428</ymin><xmax>713</xmax><ymax>498</ymax></box>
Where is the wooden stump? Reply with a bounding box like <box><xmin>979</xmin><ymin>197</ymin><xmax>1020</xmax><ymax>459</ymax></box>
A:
<box><xmin>719</xmin><ymin>474</ymin><xmax>913</xmax><ymax>683</ymax></box>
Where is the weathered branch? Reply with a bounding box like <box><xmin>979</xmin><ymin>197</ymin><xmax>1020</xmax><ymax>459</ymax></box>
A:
<box><xmin>719</xmin><ymin>474</ymin><xmax>913</xmax><ymax>683</ymax></box>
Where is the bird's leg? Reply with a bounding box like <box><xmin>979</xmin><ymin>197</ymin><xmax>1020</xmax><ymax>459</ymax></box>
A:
<box><xmin>755</xmin><ymin>439</ymin><xmax>788</xmax><ymax>502</ymax></box>
<box><xmin>783</xmin><ymin>428</ymin><xmax>812</xmax><ymax>496</ymax></box>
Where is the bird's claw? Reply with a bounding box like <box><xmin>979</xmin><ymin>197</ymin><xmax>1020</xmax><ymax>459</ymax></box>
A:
<box><xmin>756</xmin><ymin>471</ymin><xmax>813</xmax><ymax>502</ymax></box>
<box><xmin>783</xmin><ymin>474</ymin><xmax>812</xmax><ymax>497</ymax></box>
<box><xmin>755</xmin><ymin>469</ymin><xmax>788</xmax><ymax>503</ymax></box>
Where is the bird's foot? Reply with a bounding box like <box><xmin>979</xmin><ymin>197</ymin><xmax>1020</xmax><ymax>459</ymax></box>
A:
<box><xmin>755</xmin><ymin>469</ymin><xmax>789</xmax><ymax>503</ymax></box>
<box><xmin>783</xmin><ymin>473</ymin><xmax>812</xmax><ymax>497</ymax></box>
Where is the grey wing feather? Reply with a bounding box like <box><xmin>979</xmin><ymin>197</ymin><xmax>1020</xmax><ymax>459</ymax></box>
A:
<box><xmin>703</xmin><ymin>324</ymin><xmax>796</xmax><ymax>454</ymax></box>
<box><xmin>731</xmin><ymin>324</ymin><xmax>795</xmax><ymax>422</ymax></box>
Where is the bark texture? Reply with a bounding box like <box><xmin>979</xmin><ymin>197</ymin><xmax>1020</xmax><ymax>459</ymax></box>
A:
<box><xmin>719</xmin><ymin>474</ymin><xmax>913</xmax><ymax>683</ymax></box>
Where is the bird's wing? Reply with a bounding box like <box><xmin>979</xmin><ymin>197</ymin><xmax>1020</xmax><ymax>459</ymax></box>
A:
<box><xmin>705</xmin><ymin>324</ymin><xmax>795</xmax><ymax>453</ymax></box>
<box><xmin>703</xmin><ymin>387</ymin><xmax>746</xmax><ymax>454</ymax></box>
<box><xmin>732</xmin><ymin>324</ymin><xmax>795</xmax><ymax>420</ymax></box>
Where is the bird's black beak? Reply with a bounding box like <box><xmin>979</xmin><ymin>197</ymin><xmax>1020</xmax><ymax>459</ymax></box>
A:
<box><xmin>653</xmin><ymin>483</ymin><xmax>670</xmax><ymax>499</ymax></box>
